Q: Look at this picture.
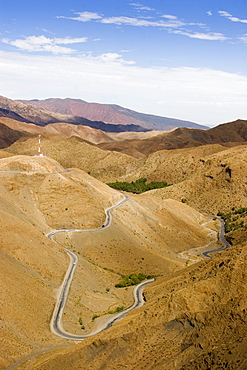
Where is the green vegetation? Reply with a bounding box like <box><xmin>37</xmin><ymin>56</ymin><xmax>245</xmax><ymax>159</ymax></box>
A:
<box><xmin>92</xmin><ymin>306</ymin><xmax>125</xmax><ymax>321</ymax></box>
<box><xmin>107</xmin><ymin>177</ymin><xmax>171</xmax><ymax>194</ymax></box>
<box><xmin>115</xmin><ymin>273</ymin><xmax>153</xmax><ymax>288</ymax></box>
<box><xmin>106</xmin><ymin>306</ymin><xmax>124</xmax><ymax>315</ymax></box>
<box><xmin>217</xmin><ymin>208</ymin><xmax>247</xmax><ymax>233</ymax></box>
<box><xmin>78</xmin><ymin>317</ymin><xmax>85</xmax><ymax>329</ymax></box>
<box><xmin>217</xmin><ymin>207</ymin><xmax>247</xmax><ymax>245</ymax></box>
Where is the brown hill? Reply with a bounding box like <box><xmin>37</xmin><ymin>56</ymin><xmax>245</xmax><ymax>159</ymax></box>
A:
<box><xmin>1</xmin><ymin>154</ymin><xmax>214</xmax><ymax>368</ymax></box>
<box><xmin>99</xmin><ymin>119</ymin><xmax>247</xmax><ymax>158</ymax></box>
<box><xmin>147</xmin><ymin>145</ymin><xmax>247</xmax><ymax>214</ymax></box>
<box><xmin>0</xmin><ymin>121</ymin><xmax>29</xmax><ymax>148</ymax></box>
<box><xmin>6</xmin><ymin>135</ymin><xmax>136</xmax><ymax>182</ymax></box>
<box><xmin>0</xmin><ymin>117</ymin><xmax>114</xmax><ymax>145</ymax></box>
<box><xmin>120</xmin><ymin>144</ymin><xmax>228</xmax><ymax>185</ymax></box>
<box><xmin>21</xmin><ymin>97</ymin><xmax>208</xmax><ymax>130</ymax></box>
<box><xmin>6</xmin><ymin>133</ymin><xmax>247</xmax><ymax>215</ymax></box>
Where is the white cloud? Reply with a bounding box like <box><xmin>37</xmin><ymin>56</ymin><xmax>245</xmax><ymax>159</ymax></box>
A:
<box><xmin>130</xmin><ymin>3</ymin><xmax>155</xmax><ymax>11</ymax></box>
<box><xmin>238</xmin><ymin>34</ymin><xmax>247</xmax><ymax>43</ymax></box>
<box><xmin>57</xmin><ymin>9</ymin><xmax>228</xmax><ymax>43</ymax></box>
<box><xmin>172</xmin><ymin>30</ymin><xmax>228</xmax><ymax>41</ymax></box>
<box><xmin>101</xmin><ymin>16</ymin><xmax>184</xmax><ymax>28</ymax></box>
<box><xmin>1</xmin><ymin>50</ymin><xmax>247</xmax><ymax>126</ymax></box>
<box><xmin>1</xmin><ymin>35</ymin><xmax>88</xmax><ymax>54</ymax></box>
<box><xmin>219</xmin><ymin>10</ymin><xmax>247</xmax><ymax>24</ymax></box>
<box><xmin>97</xmin><ymin>52</ymin><xmax>136</xmax><ymax>65</ymax></box>
<box><xmin>162</xmin><ymin>15</ymin><xmax>178</xmax><ymax>20</ymax></box>
<box><xmin>207</xmin><ymin>11</ymin><xmax>212</xmax><ymax>16</ymax></box>
<box><xmin>58</xmin><ymin>11</ymin><xmax>102</xmax><ymax>22</ymax></box>
<box><xmin>54</xmin><ymin>37</ymin><xmax>88</xmax><ymax>45</ymax></box>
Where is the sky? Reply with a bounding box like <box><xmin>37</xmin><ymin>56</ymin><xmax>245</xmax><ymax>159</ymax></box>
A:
<box><xmin>1</xmin><ymin>0</ymin><xmax>247</xmax><ymax>127</ymax></box>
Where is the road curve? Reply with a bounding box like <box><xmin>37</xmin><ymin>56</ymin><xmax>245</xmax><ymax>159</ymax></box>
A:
<box><xmin>48</xmin><ymin>193</ymin><xmax>153</xmax><ymax>341</ymax></box>
<box><xmin>202</xmin><ymin>217</ymin><xmax>231</xmax><ymax>258</ymax></box>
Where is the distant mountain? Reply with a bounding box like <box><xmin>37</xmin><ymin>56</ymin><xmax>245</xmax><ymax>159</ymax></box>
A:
<box><xmin>0</xmin><ymin>96</ymin><xmax>148</xmax><ymax>132</ymax></box>
<box><xmin>99</xmin><ymin>119</ymin><xmax>247</xmax><ymax>157</ymax></box>
<box><xmin>21</xmin><ymin>97</ymin><xmax>208</xmax><ymax>130</ymax></box>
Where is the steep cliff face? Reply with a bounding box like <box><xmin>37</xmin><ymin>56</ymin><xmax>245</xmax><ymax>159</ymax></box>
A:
<box><xmin>32</xmin><ymin>242</ymin><xmax>247</xmax><ymax>370</ymax></box>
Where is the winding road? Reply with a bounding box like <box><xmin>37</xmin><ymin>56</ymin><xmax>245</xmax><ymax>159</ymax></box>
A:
<box><xmin>202</xmin><ymin>217</ymin><xmax>231</xmax><ymax>258</ymax></box>
<box><xmin>47</xmin><ymin>193</ymin><xmax>154</xmax><ymax>340</ymax></box>
<box><xmin>47</xmin><ymin>195</ymin><xmax>231</xmax><ymax>339</ymax></box>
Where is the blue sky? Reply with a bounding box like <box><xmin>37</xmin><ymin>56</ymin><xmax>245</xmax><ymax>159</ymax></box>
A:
<box><xmin>1</xmin><ymin>0</ymin><xmax>247</xmax><ymax>126</ymax></box>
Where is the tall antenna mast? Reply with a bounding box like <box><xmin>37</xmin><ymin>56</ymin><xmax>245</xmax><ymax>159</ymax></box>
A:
<box><xmin>38</xmin><ymin>134</ymin><xmax>42</xmax><ymax>156</ymax></box>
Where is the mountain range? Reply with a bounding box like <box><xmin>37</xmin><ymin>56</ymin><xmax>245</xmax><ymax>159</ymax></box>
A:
<box><xmin>0</xmin><ymin>96</ymin><xmax>147</xmax><ymax>132</ymax></box>
<box><xmin>20</xmin><ymin>97</ymin><xmax>208</xmax><ymax>130</ymax></box>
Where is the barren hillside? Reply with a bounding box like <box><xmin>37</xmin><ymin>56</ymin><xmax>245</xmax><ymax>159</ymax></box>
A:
<box><xmin>2</xmin><ymin>116</ymin><xmax>247</xmax><ymax>370</ymax></box>
<box><xmin>0</xmin><ymin>117</ymin><xmax>114</xmax><ymax>145</ymax></box>
<box><xmin>6</xmin><ymin>135</ymin><xmax>136</xmax><ymax>182</ymax></box>
<box><xmin>1</xmin><ymin>154</ymin><xmax>216</xmax><ymax>369</ymax></box>
<box><xmin>99</xmin><ymin>119</ymin><xmax>247</xmax><ymax>157</ymax></box>
<box><xmin>0</xmin><ymin>121</ymin><xmax>29</xmax><ymax>148</ymax></box>
<box><xmin>148</xmin><ymin>145</ymin><xmax>247</xmax><ymax>214</ymax></box>
<box><xmin>6</xmin><ymin>135</ymin><xmax>247</xmax><ymax>215</ymax></box>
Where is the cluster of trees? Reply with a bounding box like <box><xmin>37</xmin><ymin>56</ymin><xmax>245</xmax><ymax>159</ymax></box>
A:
<box><xmin>115</xmin><ymin>273</ymin><xmax>153</xmax><ymax>288</ymax></box>
<box><xmin>217</xmin><ymin>208</ymin><xmax>247</xmax><ymax>233</ymax></box>
<box><xmin>108</xmin><ymin>177</ymin><xmax>170</xmax><ymax>194</ymax></box>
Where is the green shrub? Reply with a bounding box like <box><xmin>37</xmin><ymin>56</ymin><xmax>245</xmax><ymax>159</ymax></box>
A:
<box><xmin>115</xmin><ymin>273</ymin><xmax>153</xmax><ymax>288</ymax></box>
<box><xmin>107</xmin><ymin>178</ymin><xmax>171</xmax><ymax>194</ymax></box>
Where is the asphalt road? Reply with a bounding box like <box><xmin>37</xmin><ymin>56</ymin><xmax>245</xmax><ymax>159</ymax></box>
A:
<box><xmin>202</xmin><ymin>217</ymin><xmax>231</xmax><ymax>258</ymax></box>
<box><xmin>48</xmin><ymin>192</ymin><xmax>153</xmax><ymax>341</ymax></box>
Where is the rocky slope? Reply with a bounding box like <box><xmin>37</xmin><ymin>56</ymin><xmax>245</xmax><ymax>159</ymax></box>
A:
<box><xmin>21</xmin><ymin>97</ymin><xmax>207</xmax><ymax>130</ymax></box>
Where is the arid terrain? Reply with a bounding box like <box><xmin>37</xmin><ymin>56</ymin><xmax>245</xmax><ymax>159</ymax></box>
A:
<box><xmin>1</xmin><ymin>97</ymin><xmax>247</xmax><ymax>369</ymax></box>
